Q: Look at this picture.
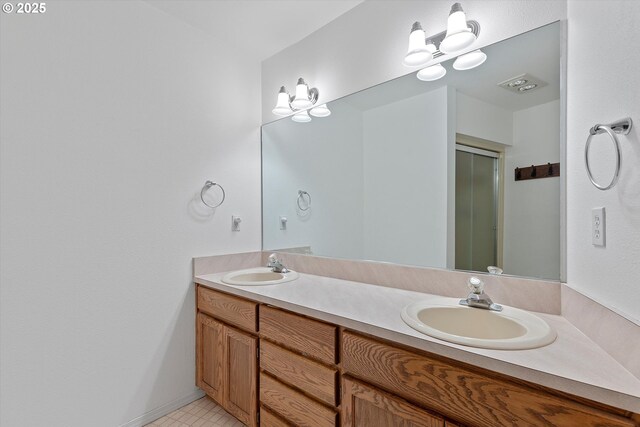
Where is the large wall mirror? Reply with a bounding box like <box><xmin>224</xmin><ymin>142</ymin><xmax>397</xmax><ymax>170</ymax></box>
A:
<box><xmin>262</xmin><ymin>22</ymin><xmax>563</xmax><ymax>281</ymax></box>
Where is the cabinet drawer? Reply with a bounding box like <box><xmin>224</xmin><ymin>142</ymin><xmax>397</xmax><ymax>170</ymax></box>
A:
<box><xmin>260</xmin><ymin>407</ymin><xmax>291</xmax><ymax>427</ymax></box>
<box><xmin>197</xmin><ymin>286</ymin><xmax>257</xmax><ymax>332</ymax></box>
<box><xmin>342</xmin><ymin>331</ymin><xmax>636</xmax><ymax>427</ymax></box>
<box><xmin>342</xmin><ymin>376</ymin><xmax>444</xmax><ymax>427</ymax></box>
<box><xmin>260</xmin><ymin>373</ymin><xmax>337</xmax><ymax>427</ymax></box>
<box><xmin>259</xmin><ymin>306</ymin><xmax>337</xmax><ymax>364</ymax></box>
<box><xmin>260</xmin><ymin>340</ymin><xmax>337</xmax><ymax>406</ymax></box>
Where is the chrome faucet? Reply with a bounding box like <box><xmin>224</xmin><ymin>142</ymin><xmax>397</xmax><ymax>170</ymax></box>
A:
<box><xmin>267</xmin><ymin>253</ymin><xmax>289</xmax><ymax>273</ymax></box>
<box><xmin>459</xmin><ymin>277</ymin><xmax>503</xmax><ymax>312</ymax></box>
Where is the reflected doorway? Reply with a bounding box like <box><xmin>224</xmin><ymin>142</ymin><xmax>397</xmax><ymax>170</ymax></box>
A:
<box><xmin>455</xmin><ymin>145</ymin><xmax>500</xmax><ymax>273</ymax></box>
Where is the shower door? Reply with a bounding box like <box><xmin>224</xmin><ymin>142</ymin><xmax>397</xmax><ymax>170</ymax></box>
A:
<box><xmin>455</xmin><ymin>146</ymin><xmax>498</xmax><ymax>273</ymax></box>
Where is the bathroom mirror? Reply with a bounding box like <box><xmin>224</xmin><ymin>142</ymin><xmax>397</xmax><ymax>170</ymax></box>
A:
<box><xmin>262</xmin><ymin>22</ymin><xmax>563</xmax><ymax>281</ymax></box>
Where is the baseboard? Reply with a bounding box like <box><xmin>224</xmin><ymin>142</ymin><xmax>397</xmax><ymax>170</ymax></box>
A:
<box><xmin>120</xmin><ymin>389</ymin><xmax>206</xmax><ymax>427</ymax></box>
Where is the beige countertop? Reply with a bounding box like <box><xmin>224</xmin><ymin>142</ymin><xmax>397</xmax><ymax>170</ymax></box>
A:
<box><xmin>195</xmin><ymin>270</ymin><xmax>640</xmax><ymax>413</ymax></box>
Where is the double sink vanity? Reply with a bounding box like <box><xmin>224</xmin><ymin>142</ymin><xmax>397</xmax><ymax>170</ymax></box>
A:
<box><xmin>193</xmin><ymin>252</ymin><xmax>640</xmax><ymax>427</ymax></box>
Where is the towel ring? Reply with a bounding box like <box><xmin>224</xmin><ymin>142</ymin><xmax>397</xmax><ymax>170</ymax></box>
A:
<box><xmin>584</xmin><ymin>118</ymin><xmax>632</xmax><ymax>191</ymax></box>
<box><xmin>200</xmin><ymin>181</ymin><xmax>225</xmax><ymax>208</ymax></box>
<box><xmin>297</xmin><ymin>190</ymin><xmax>311</xmax><ymax>211</ymax></box>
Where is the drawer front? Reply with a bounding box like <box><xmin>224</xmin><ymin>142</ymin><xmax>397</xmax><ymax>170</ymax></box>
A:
<box><xmin>342</xmin><ymin>331</ymin><xmax>636</xmax><ymax>427</ymax></box>
<box><xmin>260</xmin><ymin>407</ymin><xmax>291</xmax><ymax>427</ymax></box>
<box><xmin>197</xmin><ymin>286</ymin><xmax>257</xmax><ymax>332</ymax></box>
<box><xmin>259</xmin><ymin>306</ymin><xmax>337</xmax><ymax>364</ymax></box>
<box><xmin>260</xmin><ymin>340</ymin><xmax>337</xmax><ymax>406</ymax></box>
<box><xmin>342</xmin><ymin>376</ymin><xmax>444</xmax><ymax>427</ymax></box>
<box><xmin>260</xmin><ymin>373</ymin><xmax>337</xmax><ymax>427</ymax></box>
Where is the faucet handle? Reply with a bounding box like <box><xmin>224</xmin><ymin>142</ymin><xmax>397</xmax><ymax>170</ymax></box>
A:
<box><xmin>268</xmin><ymin>253</ymin><xmax>278</xmax><ymax>263</ymax></box>
<box><xmin>468</xmin><ymin>277</ymin><xmax>484</xmax><ymax>294</ymax></box>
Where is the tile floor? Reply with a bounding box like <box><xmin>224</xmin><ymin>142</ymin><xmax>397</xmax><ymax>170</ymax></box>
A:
<box><xmin>145</xmin><ymin>396</ymin><xmax>245</xmax><ymax>427</ymax></box>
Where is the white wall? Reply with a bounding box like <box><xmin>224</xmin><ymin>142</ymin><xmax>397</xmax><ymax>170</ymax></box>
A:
<box><xmin>566</xmin><ymin>0</ymin><xmax>640</xmax><ymax>322</ymax></box>
<box><xmin>262</xmin><ymin>101</ymin><xmax>364</xmax><ymax>259</ymax></box>
<box><xmin>261</xmin><ymin>0</ymin><xmax>566</xmax><ymax>123</ymax></box>
<box><xmin>362</xmin><ymin>87</ymin><xmax>453</xmax><ymax>267</ymax></box>
<box><xmin>0</xmin><ymin>2</ymin><xmax>261</xmax><ymax>426</ymax></box>
<box><xmin>456</xmin><ymin>92</ymin><xmax>513</xmax><ymax>146</ymax></box>
<box><xmin>504</xmin><ymin>100</ymin><xmax>561</xmax><ymax>279</ymax></box>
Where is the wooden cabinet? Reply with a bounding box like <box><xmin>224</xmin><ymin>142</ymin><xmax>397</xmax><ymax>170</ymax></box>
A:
<box><xmin>196</xmin><ymin>287</ymin><xmax>258</xmax><ymax>427</ymax></box>
<box><xmin>342</xmin><ymin>377</ymin><xmax>444</xmax><ymax>427</ymax></box>
<box><xmin>195</xmin><ymin>284</ymin><xmax>639</xmax><ymax>427</ymax></box>
<box><xmin>342</xmin><ymin>331</ymin><xmax>637</xmax><ymax>427</ymax></box>
<box><xmin>259</xmin><ymin>307</ymin><xmax>339</xmax><ymax>426</ymax></box>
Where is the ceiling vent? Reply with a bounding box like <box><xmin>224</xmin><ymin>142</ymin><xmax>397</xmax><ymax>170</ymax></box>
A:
<box><xmin>498</xmin><ymin>73</ymin><xmax>547</xmax><ymax>94</ymax></box>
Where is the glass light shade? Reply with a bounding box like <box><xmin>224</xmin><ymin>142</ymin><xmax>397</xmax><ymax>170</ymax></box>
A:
<box><xmin>403</xmin><ymin>23</ymin><xmax>433</xmax><ymax>67</ymax></box>
<box><xmin>453</xmin><ymin>49</ymin><xmax>487</xmax><ymax>70</ymax></box>
<box><xmin>291</xmin><ymin>110</ymin><xmax>312</xmax><ymax>123</ymax></box>
<box><xmin>272</xmin><ymin>88</ymin><xmax>292</xmax><ymax>116</ymax></box>
<box><xmin>439</xmin><ymin>4</ymin><xmax>476</xmax><ymax>54</ymax></box>
<box><xmin>310</xmin><ymin>104</ymin><xmax>331</xmax><ymax>117</ymax></box>
<box><xmin>417</xmin><ymin>63</ymin><xmax>447</xmax><ymax>81</ymax></box>
<box><xmin>291</xmin><ymin>79</ymin><xmax>313</xmax><ymax>109</ymax></box>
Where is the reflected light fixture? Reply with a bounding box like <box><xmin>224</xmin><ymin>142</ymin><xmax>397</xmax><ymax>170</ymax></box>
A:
<box><xmin>439</xmin><ymin>3</ymin><xmax>477</xmax><ymax>54</ymax></box>
<box><xmin>272</xmin><ymin>78</ymin><xmax>330</xmax><ymax>123</ymax></box>
<box><xmin>452</xmin><ymin>49</ymin><xmax>487</xmax><ymax>70</ymax></box>
<box><xmin>417</xmin><ymin>63</ymin><xmax>447</xmax><ymax>81</ymax></box>
<box><xmin>292</xmin><ymin>110</ymin><xmax>312</xmax><ymax>123</ymax></box>
<box><xmin>310</xmin><ymin>104</ymin><xmax>331</xmax><ymax>117</ymax></box>
<box><xmin>403</xmin><ymin>22</ymin><xmax>433</xmax><ymax>67</ymax></box>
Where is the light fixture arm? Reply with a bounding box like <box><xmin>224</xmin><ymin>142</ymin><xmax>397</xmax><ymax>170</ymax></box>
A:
<box><xmin>425</xmin><ymin>20</ymin><xmax>480</xmax><ymax>58</ymax></box>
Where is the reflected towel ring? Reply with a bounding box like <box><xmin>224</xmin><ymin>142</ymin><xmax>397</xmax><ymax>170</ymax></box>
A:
<box><xmin>584</xmin><ymin>117</ymin><xmax>632</xmax><ymax>191</ymax></box>
<box><xmin>297</xmin><ymin>190</ymin><xmax>311</xmax><ymax>211</ymax></box>
<box><xmin>200</xmin><ymin>181</ymin><xmax>225</xmax><ymax>208</ymax></box>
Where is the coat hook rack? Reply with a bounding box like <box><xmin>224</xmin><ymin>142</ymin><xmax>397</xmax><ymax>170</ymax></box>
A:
<box><xmin>514</xmin><ymin>162</ymin><xmax>560</xmax><ymax>181</ymax></box>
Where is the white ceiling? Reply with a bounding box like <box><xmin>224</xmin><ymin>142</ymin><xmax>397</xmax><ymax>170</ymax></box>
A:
<box><xmin>145</xmin><ymin>0</ymin><xmax>364</xmax><ymax>61</ymax></box>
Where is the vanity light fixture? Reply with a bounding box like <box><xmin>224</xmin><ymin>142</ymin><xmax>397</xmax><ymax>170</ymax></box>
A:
<box><xmin>417</xmin><ymin>63</ymin><xmax>447</xmax><ymax>81</ymax></box>
<box><xmin>272</xmin><ymin>78</ymin><xmax>330</xmax><ymax>123</ymax></box>
<box><xmin>291</xmin><ymin>110</ymin><xmax>312</xmax><ymax>123</ymax></box>
<box><xmin>403</xmin><ymin>3</ymin><xmax>484</xmax><ymax>82</ymax></box>
<box><xmin>272</xmin><ymin>86</ymin><xmax>293</xmax><ymax>115</ymax></box>
<box><xmin>403</xmin><ymin>22</ymin><xmax>433</xmax><ymax>67</ymax></box>
<box><xmin>439</xmin><ymin>3</ymin><xmax>477</xmax><ymax>54</ymax></box>
<box><xmin>402</xmin><ymin>2</ymin><xmax>480</xmax><ymax>68</ymax></box>
<box><xmin>452</xmin><ymin>49</ymin><xmax>487</xmax><ymax>70</ymax></box>
<box><xmin>310</xmin><ymin>104</ymin><xmax>331</xmax><ymax>117</ymax></box>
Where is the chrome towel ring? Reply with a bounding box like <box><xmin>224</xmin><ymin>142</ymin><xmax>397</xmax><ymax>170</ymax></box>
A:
<box><xmin>297</xmin><ymin>190</ymin><xmax>311</xmax><ymax>211</ymax></box>
<box><xmin>200</xmin><ymin>181</ymin><xmax>226</xmax><ymax>208</ymax></box>
<box><xmin>585</xmin><ymin>117</ymin><xmax>632</xmax><ymax>191</ymax></box>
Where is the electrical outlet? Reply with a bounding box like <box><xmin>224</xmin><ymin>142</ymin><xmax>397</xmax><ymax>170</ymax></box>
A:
<box><xmin>592</xmin><ymin>207</ymin><xmax>605</xmax><ymax>246</ymax></box>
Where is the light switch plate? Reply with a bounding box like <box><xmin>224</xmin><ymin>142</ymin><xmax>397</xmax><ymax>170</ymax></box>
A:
<box><xmin>592</xmin><ymin>207</ymin><xmax>605</xmax><ymax>246</ymax></box>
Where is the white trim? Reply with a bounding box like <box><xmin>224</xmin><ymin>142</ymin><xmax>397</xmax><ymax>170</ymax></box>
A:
<box><xmin>119</xmin><ymin>389</ymin><xmax>206</xmax><ymax>427</ymax></box>
<box><xmin>455</xmin><ymin>144</ymin><xmax>499</xmax><ymax>158</ymax></box>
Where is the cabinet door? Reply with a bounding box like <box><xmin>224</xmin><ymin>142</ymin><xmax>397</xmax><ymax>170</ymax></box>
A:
<box><xmin>224</xmin><ymin>326</ymin><xmax>258</xmax><ymax>427</ymax></box>
<box><xmin>342</xmin><ymin>377</ymin><xmax>444</xmax><ymax>427</ymax></box>
<box><xmin>196</xmin><ymin>313</ymin><xmax>224</xmax><ymax>403</ymax></box>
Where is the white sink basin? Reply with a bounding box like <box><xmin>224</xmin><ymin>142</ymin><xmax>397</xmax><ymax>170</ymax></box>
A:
<box><xmin>401</xmin><ymin>297</ymin><xmax>556</xmax><ymax>350</ymax></box>
<box><xmin>221</xmin><ymin>267</ymin><xmax>299</xmax><ymax>286</ymax></box>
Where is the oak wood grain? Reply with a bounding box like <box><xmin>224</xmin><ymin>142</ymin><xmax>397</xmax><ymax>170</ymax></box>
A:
<box><xmin>260</xmin><ymin>373</ymin><xmax>337</xmax><ymax>427</ymax></box>
<box><xmin>260</xmin><ymin>340</ymin><xmax>338</xmax><ymax>406</ymax></box>
<box><xmin>342</xmin><ymin>376</ymin><xmax>444</xmax><ymax>427</ymax></box>
<box><xmin>260</xmin><ymin>406</ymin><xmax>293</xmax><ymax>427</ymax></box>
<box><xmin>196</xmin><ymin>313</ymin><xmax>224</xmax><ymax>403</ymax></box>
<box><xmin>341</xmin><ymin>331</ymin><xmax>637</xmax><ymax>427</ymax></box>
<box><xmin>260</xmin><ymin>306</ymin><xmax>337</xmax><ymax>365</ymax></box>
<box><xmin>224</xmin><ymin>326</ymin><xmax>258</xmax><ymax>427</ymax></box>
<box><xmin>197</xmin><ymin>286</ymin><xmax>257</xmax><ymax>332</ymax></box>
